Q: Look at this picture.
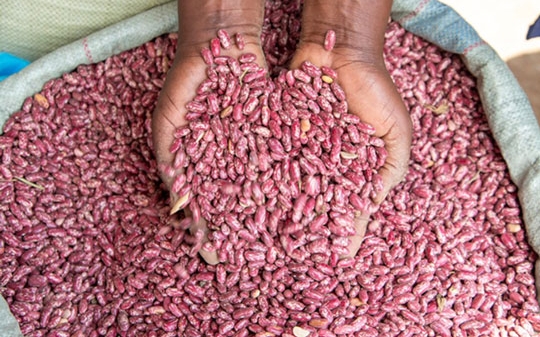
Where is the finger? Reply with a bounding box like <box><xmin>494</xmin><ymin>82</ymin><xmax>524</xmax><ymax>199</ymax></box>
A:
<box><xmin>186</xmin><ymin>208</ymin><xmax>219</xmax><ymax>265</ymax></box>
<box><xmin>288</xmin><ymin>42</ymin><xmax>333</xmax><ymax>70</ymax></box>
<box><xmin>152</xmin><ymin>63</ymin><xmax>190</xmax><ymax>188</ymax></box>
<box><xmin>341</xmin><ymin>212</ymin><xmax>370</xmax><ymax>259</ymax></box>
<box><xmin>373</xmin><ymin>110</ymin><xmax>412</xmax><ymax>205</ymax></box>
<box><xmin>189</xmin><ymin>219</ymin><xmax>219</xmax><ymax>265</ymax></box>
<box><xmin>153</xmin><ymin>116</ymin><xmax>178</xmax><ymax>191</ymax></box>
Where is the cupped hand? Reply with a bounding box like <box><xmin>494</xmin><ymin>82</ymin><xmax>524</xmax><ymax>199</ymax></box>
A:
<box><xmin>289</xmin><ymin>36</ymin><xmax>412</xmax><ymax>258</ymax></box>
<box><xmin>290</xmin><ymin>44</ymin><xmax>412</xmax><ymax>203</ymax></box>
<box><xmin>152</xmin><ymin>2</ymin><xmax>266</xmax><ymax>264</ymax></box>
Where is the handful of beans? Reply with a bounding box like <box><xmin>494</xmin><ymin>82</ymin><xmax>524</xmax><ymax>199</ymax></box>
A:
<box><xmin>163</xmin><ymin>28</ymin><xmax>386</xmax><ymax>264</ymax></box>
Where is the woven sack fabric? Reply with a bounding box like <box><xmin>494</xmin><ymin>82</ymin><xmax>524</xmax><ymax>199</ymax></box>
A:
<box><xmin>0</xmin><ymin>0</ymin><xmax>171</xmax><ymax>61</ymax></box>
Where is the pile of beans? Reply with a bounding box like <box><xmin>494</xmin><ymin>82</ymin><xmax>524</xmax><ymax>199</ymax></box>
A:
<box><xmin>1</xmin><ymin>1</ymin><xmax>539</xmax><ymax>336</ymax></box>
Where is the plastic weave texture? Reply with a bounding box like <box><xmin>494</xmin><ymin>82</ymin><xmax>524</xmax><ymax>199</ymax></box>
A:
<box><xmin>0</xmin><ymin>0</ymin><xmax>171</xmax><ymax>61</ymax></box>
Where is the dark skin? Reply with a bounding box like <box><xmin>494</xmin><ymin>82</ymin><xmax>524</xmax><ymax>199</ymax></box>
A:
<box><xmin>152</xmin><ymin>0</ymin><xmax>412</xmax><ymax>264</ymax></box>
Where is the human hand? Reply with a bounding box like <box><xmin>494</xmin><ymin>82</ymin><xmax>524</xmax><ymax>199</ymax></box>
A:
<box><xmin>290</xmin><ymin>0</ymin><xmax>413</xmax><ymax>257</ymax></box>
<box><xmin>152</xmin><ymin>0</ymin><xmax>266</xmax><ymax>264</ymax></box>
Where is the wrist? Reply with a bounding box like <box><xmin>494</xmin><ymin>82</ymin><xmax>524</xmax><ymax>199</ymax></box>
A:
<box><xmin>176</xmin><ymin>0</ymin><xmax>265</xmax><ymax>57</ymax></box>
<box><xmin>300</xmin><ymin>0</ymin><xmax>392</xmax><ymax>64</ymax></box>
